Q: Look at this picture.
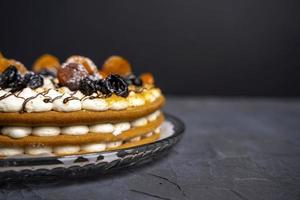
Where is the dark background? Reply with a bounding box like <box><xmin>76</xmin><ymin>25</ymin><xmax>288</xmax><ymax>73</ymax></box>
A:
<box><xmin>0</xmin><ymin>0</ymin><xmax>299</xmax><ymax>97</ymax></box>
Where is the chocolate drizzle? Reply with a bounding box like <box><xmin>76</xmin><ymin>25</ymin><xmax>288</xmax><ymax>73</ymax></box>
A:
<box><xmin>80</xmin><ymin>91</ymin><xmax>112</xmax><ymax>101</ymax></box>
<box><xmin>20</xmin><ymin>93</ymin><xmax>43</xmax><ymax>113</ymax></box>
<box><xmin>20</xmin><ymin>90</ymin><xmax>52</xmax><ymax>113</ymax></box>
<box><xmin>62</xmin><ymin>91</ymin><xmax>79</xmax><ymax>103</ymax></box>
<box><xmin>0</xmin><ymin>93</ymin><xmax>14</xmax><ymax>101</ymax></box>
<box><xmin>43</xmin><ymin>98</ymin><xmax>52</xmax><ymax>103</ymax></box>
<box><xmin>63</xmin><ymin>96</ymin><xmax>78</xmax><ymax>104</ymax></box>
<box><xmin>0</xmin><ymin>91</ymin><xmax>25</xmax><ymax>101</ymax></box>
<box><xmin>51</xmin><ymin>94</ymin><xmax>64</xmax><ymax>102</ymax></box>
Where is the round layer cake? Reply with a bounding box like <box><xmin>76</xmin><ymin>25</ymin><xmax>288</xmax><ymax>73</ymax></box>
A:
<box><xmin>0</xmin><ymin>54</ymin><xmax>165</xmax><ymax>157</ymax></box>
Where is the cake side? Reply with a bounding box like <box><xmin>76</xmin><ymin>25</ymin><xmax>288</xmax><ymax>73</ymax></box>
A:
<box><xmin>0</xmin><ymin>54</ymin><xmax>165</xmax><ymax>157</ymax></box>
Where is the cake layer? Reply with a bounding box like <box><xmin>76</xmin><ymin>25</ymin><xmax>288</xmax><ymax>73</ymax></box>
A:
<box><xmin>0</xmin><ymin>96</ymin><xmax>164</xmax><ymax>126</ymax></box>
<box><xmin>0</xmin><ymin>132</ymin><xmax>160</xmax><ymax>157</ymax></box>
<box><xmin>0</xmin><ymin>114</ymin><xmax>163</xmax><ymax>147</ymax></box>
<box><xmin>0</xmin><ymin>110</ymin><xmax>161</xmax><ymax>138</ymax></box>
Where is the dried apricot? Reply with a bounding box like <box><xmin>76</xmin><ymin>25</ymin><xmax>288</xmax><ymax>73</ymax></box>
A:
<box><xmin>98</xmin><ymin>70</ymin><xmax>108</xmax><ymax>78</ymax></box>
<box><xmin>0</xmin><ymin>58</ymin><xmax>27</xmax><ymax>74</ymax></box>
<box><xmin>102</xmin><ymin>56</ymin><xmax>132</xmax><ymax>76</ymax></box>
<box><xmin>140</xmin><ymin>73</ymin><xmax>154</xmax><ymax>85</ymax></box>
<box><xmin>33</xmin><ymin>54</ymin><xmax>60</xmax><ymax>72</ymax></box>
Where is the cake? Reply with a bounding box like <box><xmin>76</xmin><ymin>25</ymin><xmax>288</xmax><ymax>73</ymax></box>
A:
<box><xmin>0</xmin><ymin>54</ymin><xmax>164</xmax><ymax>157</ymax></box>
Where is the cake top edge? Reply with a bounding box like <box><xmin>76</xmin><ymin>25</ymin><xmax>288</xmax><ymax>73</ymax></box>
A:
<box><xmin>0</xmin><ymin>54</ymin><xmax>156</xmax><ymax>96</ymax></box>
<box><xmin>0</xmin><ymin>54</ymin><xmax>162</xmax><ymax>113</ymax></box>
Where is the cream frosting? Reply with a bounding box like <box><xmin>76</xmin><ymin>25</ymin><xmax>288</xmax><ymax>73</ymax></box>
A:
<box><xmin>106</xmin><ymin>141</ymin><xmax>122</xmax><ymax>148</ymax></box>
<box><xmin>82</xmin><ymin>98</ymin><xmax>109</xmax><ymax>111</ymax></box>
<box><xmin>53</xmin><ymin>145</ymin><xmax>80</xmax><ymax>154</ymax></box>
<box><xmin>0</xmin><ymin>146</ymin><xmax>24</xmax><ymax>156</ymax></box>
<box><xmin>18</xmin><ymin>88</ymin><xmax>53</xmax><ymax>112</ymax></box>
<box><xmin>154</xmin><ymin>126</ymin><xmax>161</xmax><ymax>134</ymax></box>
<box><xmin>73</xmin><ymin>91</ymin><xmax>84</xmax><ymax>99</ymax></box>
<box><xmin>89</xmin><ymin>123</ymin><xmax>114</xmax><ymax>133</ymax></box>
<box><xmin>43</xmin><ymin>77</ymin><xmax>55</xmax><ymax>89</ymax></box>
<box><xmin>18</xmin><ymin>87</ymin><xmax>37</xmax><ymax>99</ymax></box>
<box><xmin>35</xmin><ymin>87</ymin><xmax>44</xmax><ymax>93</ymax></box>
<box><xmin>45</xmin><ymin>89</ymin><xmax>62</xmax><ymax>99</ymax></box>
<box><xmin>113</xmin><ymin>122</ymin><xmax>131</xmax><ymax>136</ymax></box>
<box><xmin>128</xmin><ymin>92</ymin><xmax>145</xmax><ymax>107</ymax></box>
<box><xmin>25</xmin><ymin>95</ymin><xmax>53</xmax><ymax>113</ymax></box>
<box><xmin>2</xmin><ymin>126</ymin><xmax>32</xmax><ymax>138</ymax></box>
<box><xmin>147</xmin><ymin>110</ymin><xmax>161</xmax><ymax>121</ymax></box>
<box><xmin>81</xmin><ymin>143</ymin><xmax>106</xmax><ymax>152</ymax></box>
<box><xmin>32</xmin><ymin>127</ymin><xmax>61</xmax><ymax>136</ymax></box>
<box><xmin>151</xmin><ymin>88</ymin><xmax>161</xmax><ymax>98</ymax></box>
<box><xmin>25</xmin><ymin>146</ymin><xmax>53</xmax><ymax>155</ymax></box>
<box><xmin>143</xmin><ymin>91</ymin><xmax>156</xmax><ymax>102</ymax></box>
<box><xmin>61</xmin><ymin>126</ymin><xmax>89</xmax><ymax>135</ymax></box>
<box><xmin>145</xmin><ymin>132</ymin><xmax>153</xmax><ymax>137</ymax></box>
<box><xmin>0</xmin><ymin>92</ymin><xmax>24</xmax><ymax>112</ymax></box>
<box><xmin>0</xmin><ymin>87</ymin><xmax>161</xmax><ymax>113</ymax></box>
<box><xmin>52</xmin><ymin>94</ymin><xmax>82</xmax><ymax>112</ymax></box>
<box><xmin>129</xmin><ymin>136</ymin><xmax>141</xmax><ymax>142</ymax></box>
<box><xmin>58</xmin><ymin>86</ymin><xmax>71</xmax><ymax>94</ymax></box>
<box><xmin>109</xmin><ymin>99</ymin><xmax>129</xmax><ymax>110</ymax></box>
<box><xmin>131</xmin><ymin>117</ymin><xmax>148</xmax><ymax>127</ymax></box>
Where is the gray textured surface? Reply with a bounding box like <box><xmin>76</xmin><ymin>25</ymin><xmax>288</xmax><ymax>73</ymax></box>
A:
<box><xmin>1</xmin><ymin>97</ymin><xmax>300</xmax><ymax>200</ymax></box>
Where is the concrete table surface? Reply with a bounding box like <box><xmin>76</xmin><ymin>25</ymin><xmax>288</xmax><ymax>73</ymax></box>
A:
<box><xmin>1</xmin><ymin>97</ymin><xmax>300</xmax><ymax>200</ymax></box>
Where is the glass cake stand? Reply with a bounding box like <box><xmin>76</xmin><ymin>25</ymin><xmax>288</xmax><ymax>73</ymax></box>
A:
<box><xmin>0</xmin><ymin>113</ymin><xmax>185</xmax><ymax>182</ymax></box>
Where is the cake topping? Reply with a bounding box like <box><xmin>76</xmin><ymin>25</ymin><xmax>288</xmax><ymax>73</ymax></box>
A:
<box><xmin>95</xmin><ymin>79</ymin><xmax>111</xmax><ymax>95</ymax></box>
<box><xmin>0</xmin><ymin>66</ymin><xmax>19</xmax><ymax>88</ymax></box>
<box><xmin>9</xmin><ymin>74</ymin><xmax>27</xmax><ymax>93</ymax></box>
<box><xmin>0</xmin><ymin>57</ymin><xmax>27</xmax><ymax>74</ymax></box>
<box><xmin>105</xmin><ymin>74</ymin><xmax>129</xmax><ymax>97</ymax></box>
<box><xmin>66</xmin><ymin>55</ymin><xmax>97</xmax><ymax>75</ymax></box>
<box><xmin>32</xmin><ymin>54</ymin><xmax>60</xmax><ymax>73</ymax></box>
<box><xmin>140</xmin><ymin>73</ymin><xmax>154</xmax><ymax>85</ymax></box>
<box><xmin>98</xmin><ymin>70</ymin><xmax>108</xmax><ymax>78</ymax></box>
<box><xmin>0</xmin><ymin>54</ymin><xmax>161</xmax><ymax>113</ymax></box>
<box><xmin>0</xmin><ymin>66</ymin><xmax>44</xmax><ymax>92</ymax></box>
<box><xmin>78</xmin><ymin>74</ymin><xmax>131</xmax><ymax>98</ymax></box>
<box><xmin>102</xmin><ymin>56</ymin><xmax>132</xmax><ymax>76</ymax></box>
<box><xmin>39</xmin><ymin>69</ymin><xmax>56</xmax><ymax>77</ymax></box>
<box><xmin>125</xmin><ymin>74</ymin><xmax>143</xmax><ymax>86</ymax></box>
<box><xmin>79</xmin><ymin>77</ymin><xmax>97</xmax><ymax>96</ymax></box>
<box><xmin>24</xmin><ymin>72</ymin><xmax>44</xmax><ymax>89</ymax></box>
<box><xmin>79</xmin><ymin>77</ymin><xmax>112</xmax><ymax>96</ymax></box>
<box><xmin>57</xmin><ymin>62</ymin><xmax>89</xmax><ymax>91</ymax></box>
<box><xmin>0</xmin><ymin>66</ymin><xmax>28</xmax><ymax>92</ymax></box>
